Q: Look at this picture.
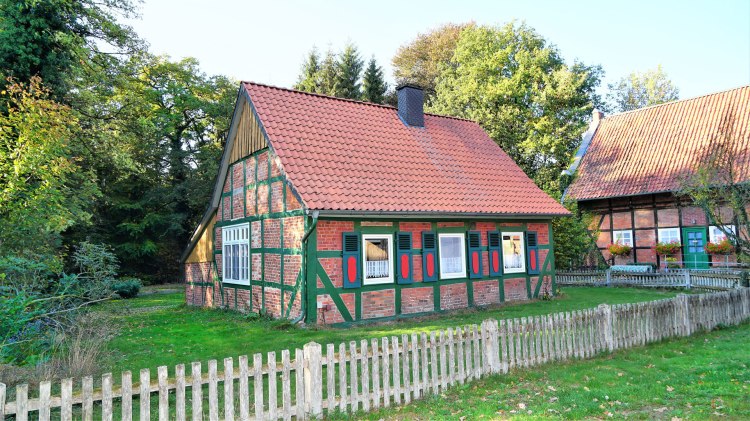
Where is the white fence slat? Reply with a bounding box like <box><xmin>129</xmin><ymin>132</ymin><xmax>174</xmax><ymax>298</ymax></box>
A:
<box><xmin>238</xmin><ymin>356</ymin><xmax>249</xmax><ymax>421</ymax></box>
<box><xmin>102</xmin><ymin>374</ymin><xmax>113</xmax><ymax>421</ymax></box>
<box><xmin>410</xmin><ymin>333</ymin><xmax>419</xmax><ymax>398</ymax></box>
<box><xmin>267</xmin><ymin>352</ymin><xmax>277</xmax><ymax>421</ymax></box>
<box><xmin>83</xmin><ymin>375</ymin><xmax>94</xmax><ymax>421</ymax></box>
<box><xmin>349</xmin><ymin>341</ymin><xmax>359</xmax><ymax>411</ymax></box>
<box><xmin>208</xmin><ymin>360</ymin><xmax>218</xmax><ymax>421</ymax></box>
<box><xmin>361</xmin><ymin>339</ymin><xmax>371</xmax><ymax>411</ymax></box>
<box><xmin>391</xmin><ymin>336</ymin><xmax>401</xmax><ymax>405</ymax></box>
<box><xmin>281</xmin><ymin>350</ymin><xmax>291</xmax><ymax>421</ymax></box>
<box><xmin>438</xmin><ymin>331</ymin><xmax>447</xmax><ymax>391</ymax></box>
<box><xmin>447</xmin><ymin>329</ymin><xmax>456</xmax><ymax>385</ymax></box>
<box><xmin>295</xmin><ymin>349</ymin><xmax>304</xmax><ymax>420</ymax></box>
<box><xmin>472</xmin><ymin>325</ymin><xmax>481</xmax><ymax>378</ymax></box>
<box><xmin>371</xmin><ymin>338</ymin><xmax>381</xmax><ymax>409</ymax></box>
<box><xmin>326</xmin><ymin>344</ymin><xmax>336</xmax><ymax>413</ymax></box>
<box><xmin>39</xmin><ymin>380</ymin><xmax>51</xmax><ymax>421</ymax></box>
<box><xmin>456</xmin><ymin>328</ymin><xmax>466</xmax><ymax>384</ymax></box>
<box><xmin>15</xmin><ymin>384</ymin><xmax>27</xmax><ymax>421</ymax></box>
<box><xmin>158</xmin><ymin>366</ymin><xmax>169</xmax><ymax>421</ymax></box>
<box><xmin>176</xmin><ymin>364</ymin><xmax>186</xmax><ymax>421</ymax></box>
<box><xmin>400</xmin><ymin>335</ymin><xmax>410</xmax><ymax>404</ymax></box>
<box><xmin>0</xmin><ymin>382</ymin><xmax>5</xmax><ymax>420</ymax></box>
<box><xmin>302</xmin><ymin>343</ymin><xmax>322</xmax><ymax>419</ymax></box>
<box><xmin>61</xmin><ymin>377</ymin><xmax>73</xmax><ymax>421</ymax></box>
<box><xmin>138</xmin><ymin>370</ymin><xmax>149</xmax><ymax>421</ymax></box>
<box><xmin>224</xmin><ymin>358</ymin><xmax>235</xmax><ymax>421</ymax></box>
<box><xmin>253</xmin><ymin>354</ymin><xmax>263</xmax><ymax>420</ymax></box>
<box><xmin>191</xmin><ymin>363</ymin><xmax>202</xmax><ymax>421</ymax></box>
<box><xmin>341</xmin><ymin>342</ymin><xmax>350</xmax><ymax>411</ymax></box>
<box><xmin>420</xmin><ymin>332</ymin><xmax>429</xmax><ymax>393</ymax></box>
<box><xmin>429</xmin><ymin>332</ymin><xmax>439</xmax><ymax>392</ymax></box>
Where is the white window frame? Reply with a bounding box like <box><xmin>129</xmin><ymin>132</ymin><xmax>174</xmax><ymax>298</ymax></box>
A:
<box><xmin>438</xmin><ymin>233</ymin><xmax>467</xmax><ymax>279</ymax></box>
<box><xmin>709</xmin><ymin>225</ymin><xmax>735</xmax><ymax>243</ymax></box>
<box><xmin>502</xmin><ymin>231</ymin><xmax>526</xmax><ymax>274</ymax></box>
<box><xmin>362</xmin><ymin>234</ymin><xmax>393</xmax><ymax>285</ymax></box>
<box><xmin>222</xmin><ymin>224</ymin><xmax>250</xmax><ymax>285</ymax></box>
<box><xmin>657</xmin><ymin>228</ymin><xmax>681</xmax><ymax>244</ymax></box>
<box><xmin>613</xmin><ymin>230</ymin><xmax>633</xmax><ymax>247</ymax></box>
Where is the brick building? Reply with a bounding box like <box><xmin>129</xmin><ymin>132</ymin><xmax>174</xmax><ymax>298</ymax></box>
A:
<box><xmin>564</xmin><ymin>86</ymin><xmax>750</xmax><ymax>269</ymax></box>
<box><xmin>181</xmin><ymin>82</ymin><xmax>569</xmax><ymax>325</ymax></box>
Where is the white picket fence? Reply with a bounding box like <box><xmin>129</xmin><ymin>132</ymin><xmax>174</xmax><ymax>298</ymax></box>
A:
<box><xmin>2</xmin><ymin>288</ymin><xmax>750</xmax><ymax>420</ymax></box>
<box><xmin>558</xmin><ymin>269</ymin><xmax>743</xmax><ymax>290</ymax></box>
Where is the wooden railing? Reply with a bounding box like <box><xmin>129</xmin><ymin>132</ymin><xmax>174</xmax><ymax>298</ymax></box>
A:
<box><xmin>2</xmin><ymin>288</ymin><xmax>749</xmax><ymax>420</ymax></box>
<box><xmin>558</xmin><ymin>269</ymin><xmax>743</xmax><ymax>290</ymax></box>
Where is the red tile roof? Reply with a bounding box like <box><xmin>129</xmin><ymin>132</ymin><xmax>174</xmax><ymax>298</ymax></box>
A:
<box><xmin>566</xmin><ymin>86</ymin><xmax>750</xmax><ymax>201</ymax></box>
<box><xmin>243</xmin><ymin>82</ymin><xmax>569</xmax><ymax>216</ymax></box>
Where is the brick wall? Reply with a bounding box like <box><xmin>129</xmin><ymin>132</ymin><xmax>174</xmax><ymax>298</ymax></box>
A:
<box><xmin>401</xmin><ymin>287</ymin><xmax>434</xmax><ymax>314</ymax></box>
<box><xmin>440</xmin><ymin>283</ymin><xmax>468</xmax><ymax>310</ymax></box>
<box><xmin>361</xmin><ymin>290</ymin><xmax>396</xmax><ymax>319</ymax></box>
<box><xmin>317</xmin><ymin>220</ymin><xmax>354</xmax><ymax>251</ymax></box>
<box><xmin>504</xmin><ymin>278</ymin><xmax>528</xmax><ymax>301</ymax></box>
<box><xmin>473</xmin><ymin>280</ymin><xmax>500</xmax><ymax>306</ymax></box>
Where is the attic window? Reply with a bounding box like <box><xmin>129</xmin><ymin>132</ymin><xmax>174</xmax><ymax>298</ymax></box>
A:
<box><xmin>362</xmin><ymin>234</ymin><xmax>393</xmax><ymax>285</ymax></box>
<box><xmin>222</xmin><ymin>224</ymin><xmax>249</xmax><ymax>285</ymax></box>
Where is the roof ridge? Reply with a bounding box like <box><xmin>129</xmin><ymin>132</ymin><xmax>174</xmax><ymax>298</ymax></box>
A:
<box><xmin>242</xmin><ymin>81</ymin><xmax>478</xmax><ymax>123</ymax></box>
<box><xmin>603</xmin><ymin>84</ymin><xmax>750</xmax><ymax>119</ymax></box>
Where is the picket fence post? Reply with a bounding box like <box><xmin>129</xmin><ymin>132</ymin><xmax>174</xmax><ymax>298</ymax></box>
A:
<box><xmin>303</xmin><ymin>342</ymin><xmax>323</xmax><ymax>419</ymax></box>
<box><xmin>677</xmin><ymin>294</ymin><xmax>691</xmax><ymax>336</ymax></box>
<box><xmin>598</xmin><ymin>303</ymin><xmax>614</xmax><ymax>352</ymax></box>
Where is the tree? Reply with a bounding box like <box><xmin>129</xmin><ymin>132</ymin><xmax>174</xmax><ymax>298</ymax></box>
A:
<box><xmin>680</xmin><ymin>109</ymin><xmax>750</xmax><ymax>262</ymax></box>
<box><xmin>317</xmin><ymin>49</ymin><xmax>339</xmax><ymax>96</ymax></box>
<box><xmin>429</xmin><ymin>23</ymin><xmax>603</xmax><ymax>194</ymax></box>
<box><xmin>607</xmin><ymin>65</ymin><xmax>679</xmax><ymax>112</ymax></box>
<box><xmin>0</xmin><ymin>77</ymin><xmax>99</xmax><ymax>265</ymax></box>
<box><xmin>0</xmin><ymin>0</ymin><xmax>141</xmax><ymax>102</ymax></box>
<box><xmin>335</xmin><ymin>43</ymin><xmax>364</xmax><ymax>99</ymax></box>
<box><xmin>392</xmin><ymin>23</ymin><xmax>472</xmax><ymax>100</ymax></box>
<box><xmin>553</xmin><ymin>201</ymin><xmax>604</xmax><ymax>270</ymax></box>
<box><xmin>361</xmin><ymin>57</ymin><xmax>387</xmax><ymax>104</ymax></box>
<box><xmin>293</xmin><ymin>48</ymin><xmax>321</xmax><ymax>93</ymax></box>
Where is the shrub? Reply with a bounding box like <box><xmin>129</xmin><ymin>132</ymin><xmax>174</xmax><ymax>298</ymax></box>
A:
<box><xmin>608</xmin><ymin>242</ymin><xmax>632</xmax><ymax>257</ymax></box>
<box><xmin>654</xmin><ymin>241</ymin><xmax>681</xmax><ymax>255</ymax></box>
<box><xmin>112</xmin><ymin>278</ymin><xmax>142</xmax><ymax>299</ymax></box>
<box><xmin>72</xmin><ymin>242</ymin><xmax>118</xmax><ymax>299</ymax></box>
<box><xmin>665</xmin><ymin>257</ymin><xmax>681</xmax><ymax>269</ymax></box>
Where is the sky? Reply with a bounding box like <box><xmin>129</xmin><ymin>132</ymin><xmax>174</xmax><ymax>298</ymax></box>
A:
<box><xmin>125</xmin><ymin>0</ymin><xmax>750</xmax><ymax>100</ymax></box>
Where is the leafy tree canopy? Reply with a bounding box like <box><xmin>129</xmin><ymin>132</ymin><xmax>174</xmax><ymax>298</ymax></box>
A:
<box><xmin>362</xmin><ymin>57</ymin><xmax>387</xmax><ymax>104</ymax></box>
<box><xmin>429</xmin><ymin>22</ymin><xmax>603</xmax><ymax>194</ymax></box>
<box><xmin>606</xmin><ymin>65</ymin><xmax>679</xmax><ymax>113</ymax></box>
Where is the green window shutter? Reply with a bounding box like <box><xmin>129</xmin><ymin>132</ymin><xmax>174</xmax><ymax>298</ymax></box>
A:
<box><xmin>526</xmin><ymin>231</ymin><xmax>540</xmax><ymax>275</ymax></box>
<box><xmin>342</xmin><ymin>232</ymin><xmax>361</xmax><ymax>288</ymax></box>
<box><xmin>397</xmin><ymin>232</ymin><xmax>413</xmax><ymax>284</ymax></box>
<box><xmin>467</xmin><ymin>231</ymin><xmax>483</xmax><ymax>279</ymax></box>
<box><xmin>488</xmin><ymin>231</ymin><xmax>502</xmax><ymax>277</ymax></box>
<box><xmin>421</xmin><ymin>231</ymin><xmax>438</xmax><ymax>282</ymax></box>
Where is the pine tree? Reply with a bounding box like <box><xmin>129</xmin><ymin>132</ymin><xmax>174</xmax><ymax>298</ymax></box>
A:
<box><xmin>335</xmin><ymin>43</ymin><xmax>364</xmax><ymax>99</ymax></box>
<box><xmin>318</xmin><ymin>49</ymin><xmax>339</xmax><ymax>96</ymax></box>
<box><xmin>293</xmin><ymin>48</ymin><xmax>321</xmax><ymax>93</ymax></box>
<box><xmin>361</xmin><ymin>57</ymin><xmax>387</xmax><ymax>104</ymax></box>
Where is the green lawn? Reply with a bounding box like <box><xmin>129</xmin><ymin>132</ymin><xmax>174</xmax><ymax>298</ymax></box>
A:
<box><xmin>347</xmin><ymin>321</ymin><xmax>750</xmax><ymax>420</ymax></box>
<box><xmin>98</xmin><ymin>287</ymin><xmax>681</xmax><ymax>376</ymax></box>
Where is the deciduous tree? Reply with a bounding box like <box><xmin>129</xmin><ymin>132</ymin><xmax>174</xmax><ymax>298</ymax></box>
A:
<box><xmin>606</xmin><ymin>65</ymin><xmax>679</xmax><ymax>112</ymax></box>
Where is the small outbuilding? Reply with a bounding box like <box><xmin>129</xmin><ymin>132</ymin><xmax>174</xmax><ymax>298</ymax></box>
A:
<box><xmin>181</xmin><ymin>82</ymin><xmax>569</xmax><ymax>325</ymax></box>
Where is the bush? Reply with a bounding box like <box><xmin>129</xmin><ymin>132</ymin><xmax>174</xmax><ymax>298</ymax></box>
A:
<box><xmin>112</xmin><ymin>278</ymin><xmax>142</xmax><ymax>299</ymax></box>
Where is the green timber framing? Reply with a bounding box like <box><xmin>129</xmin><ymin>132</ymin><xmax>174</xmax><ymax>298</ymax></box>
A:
<box><xmin>186</xmin><ymin>147</ymin><xmax>306</xmax><ymax>318</ymax></box>
<box><xmin>306</xmin><ymin>218</ymin><xmax>556</xmax><ymax>326</ymax></box>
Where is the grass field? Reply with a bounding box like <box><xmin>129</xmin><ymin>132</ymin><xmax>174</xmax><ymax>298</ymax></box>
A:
<box><xmin>344</xmin><ymin>321</ymin><xmax>750</xmax><ymax>420</ymax></box>
<box><xmin>98</xmin><ymin>287</ymin><xmax>681</xmax><ymax>376</ymax></box>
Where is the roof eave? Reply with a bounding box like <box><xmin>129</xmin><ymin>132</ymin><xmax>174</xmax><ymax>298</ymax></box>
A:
<box><xmin>313</xmin><ymin>209</ymin><xmax>571</xmax><ymax>219</ymax></box>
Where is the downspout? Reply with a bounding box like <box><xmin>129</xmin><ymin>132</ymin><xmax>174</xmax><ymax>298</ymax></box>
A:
<box><xmin>292</xmin><ymin>210</ymin><xmax>319</xmax><ymax>324</ymax></box>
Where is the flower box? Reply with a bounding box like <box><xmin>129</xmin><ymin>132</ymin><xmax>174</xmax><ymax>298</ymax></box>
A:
<box><xmin>654</xmin><ymin>241</ymin><xmax>681</xmax><ymax>255</ymax></box>
<box><xmin>608</xmin><ymin>242</ymin><xmax>632</xmax><ymax>257</ymax></box>
<box><xmin>705</xmin><ymin>239</ymin><xmax>734</xmax><ymax>255</ymax></box>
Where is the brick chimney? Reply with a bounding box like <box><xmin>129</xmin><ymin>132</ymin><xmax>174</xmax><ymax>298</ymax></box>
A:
<box><xmin>397</xmin><ymin>84</ymin><xmax>424</xmax><ymax>127</ymax></box>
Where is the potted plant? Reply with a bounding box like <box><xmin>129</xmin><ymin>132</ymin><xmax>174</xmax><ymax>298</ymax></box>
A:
<box><xmin>705</xmin><ymin>239</ymin><xmax>734</xmax><ymax>268</ymax></box>
<box><xmin>655</xmin><ymin>241</ymin><xmax>682</xmax><ymax>271</ymax></box>
<box><xmin>665</xmin><ymin>257</ymin><xmax>680</xmax><ymax>269</ymax></box>
<box><xmin>608</xmin><ymin>242</ymin><xmax>632</xmax><ymax>258</ymax></box>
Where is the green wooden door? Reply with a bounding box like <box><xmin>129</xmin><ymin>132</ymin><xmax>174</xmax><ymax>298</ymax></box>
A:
<box><xmin>682</xmin><ymin>227</ymin><xmax>709</xmax><ymax>269</ymax></box>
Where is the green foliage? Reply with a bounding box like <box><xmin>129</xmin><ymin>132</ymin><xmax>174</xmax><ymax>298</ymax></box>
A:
<box><xmin>606</xmin><ymin>65</ymin><xmax>679</xmax><ymax>112</ymax></box>
<box><xmin>552</xmin><ymin>201</ymin><xmax>603</xmax><ymax>270</ymax></box>
<box><xmin>0</xmin><ymin>0</ymin><xmax>141</xmax><ymax>101</ymax></box>
<box><xmin>112</xmin><ymin>277</ymin><xmax>142</xmax><ymax>299</ymax></box>
<box><xmin>293</xmin><ymin>48</ymin><xmax>321</xmax><ymax>93</ymax></box>
<box><xmin>72</xmin><ymin>241</ymin><xmax>118</xmax><ymax>298</ymax></box>
<box><xmin>0</xmin><ymin>77</ymin><xmax>100</xmax><ymax>261</ymax></box>
<box><xmin>361</xmin><ymin>57</ymin><xmax>387</xmax><ymax>104</ymax></box>
<box><xmin>334</xmin><ymin>43</ymin><xmax>364</xmax><ymax>99</ymax></box>
<box><xmin>392</xmin><ymin>23</ymin><xmax>472</xmax><ymax>100</ymax></box>
<box><xmin>429</xmin><ymin>22</ymin><xmax>603</xmax><ymax>194</ymax></box>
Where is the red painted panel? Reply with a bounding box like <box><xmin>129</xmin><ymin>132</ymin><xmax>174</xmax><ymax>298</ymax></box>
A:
<box><xmin>530</xmin><ymin>250</ymin><xmax>537</xmax><ymax>271</ymax></box>
<box><xmin>401</xmin><ymin>254</ymin><xmax>410</xmax><ymax>279</ymax></box>
<box><xmin>492</xmin><ymin>250</ymin><xmax>499</xmax><ymax>273</ymax></box>
<box><xmin>347</xmin><ymin>256</ymin><xmax>357</xmax><ymax>283</ymax></box>
<box><xmin>472</xmin><ymin>251</ymin><xmax>479</xmax><ymax>274</ymax></box>
<box><xmin>426</xmin><ymin>253</ymin><xmax>435</xmax><ymax>277</ymax></box>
